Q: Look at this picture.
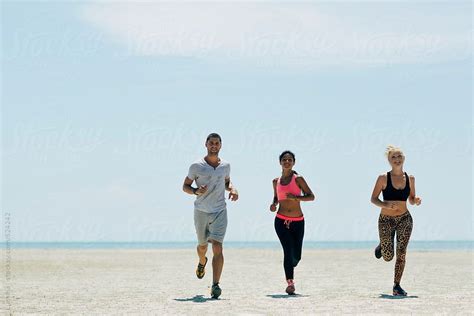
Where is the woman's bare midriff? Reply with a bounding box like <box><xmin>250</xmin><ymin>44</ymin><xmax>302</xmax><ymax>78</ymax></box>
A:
<box><xmin>277</xmin><ymin>200</ymin><xmax>303</xmax><ymax>217</ymax></box>
<box><xmin>381</xmin><ymin>201</ymin><xmax>409</xmax><ymax>216</ymax></box>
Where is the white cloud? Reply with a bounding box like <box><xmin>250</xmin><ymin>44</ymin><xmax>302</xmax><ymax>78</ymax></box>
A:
<box><xmin>79</xmin><ymin>2</ymin><xmax>471</xmax><ymax>67</ymax></box>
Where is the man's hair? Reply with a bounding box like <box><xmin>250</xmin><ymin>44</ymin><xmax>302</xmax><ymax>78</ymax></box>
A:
<box><xmin>206</xmin><ymin>133</ymin><xmax>222</xmax><ymax>142</ymax></box>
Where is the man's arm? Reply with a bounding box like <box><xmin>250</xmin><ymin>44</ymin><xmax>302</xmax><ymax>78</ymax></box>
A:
<box><xmin>183</xmin><ymin>177</ymin><xmax>198</xmax><ymax>195</ymax></box>
<box><xmin>225</xmin><ymin>177</ymin><xmax>234</xmax><ymax>191</ymax></box>
<box><xmin>183</xmin><ymin>177</ymin><xmax>208</xmax><ymax>196</ymax></box>
<box><xmin>225</xmin><ymin>177</ymin><xmax>239</xmax><ymax>201</ymax></box>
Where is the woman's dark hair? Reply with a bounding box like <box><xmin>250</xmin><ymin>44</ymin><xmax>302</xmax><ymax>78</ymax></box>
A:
<box><xmin>279</xmin><ymin>150</ymin><xmax>295</xmax><ymax>162</ymax></box>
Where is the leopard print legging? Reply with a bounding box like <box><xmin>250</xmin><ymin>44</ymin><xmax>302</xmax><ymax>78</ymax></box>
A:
<box><xmin>378</xmin><ymin>211</ymin><xmax>413</xmax><ymax>284</ymax></box>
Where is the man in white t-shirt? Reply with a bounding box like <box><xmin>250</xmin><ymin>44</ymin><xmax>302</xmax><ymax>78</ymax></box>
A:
<box><xmin>183</xmin><ymin>133</ymin><xmax>239</xmax><ymax>299</ymax></box>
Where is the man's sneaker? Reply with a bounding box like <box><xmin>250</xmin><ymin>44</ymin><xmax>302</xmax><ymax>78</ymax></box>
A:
<box><xmin>393</xmin><ymin>284</ymin><xmax>407</xmax><ymax>296</ymax></box>
<box><xmin>196</xmin><ymin>257</ymin><xmax>208</xmax><ymax>279</ymax></box>
<box><xmin>211</xmin><ymin>283</ymin><xmax>222</xmax><ymax>299</ymax></box>
<box><xmin>374</xmin><ymin>244</ymin><xmax>382</xmax><ymax>259</ymax></box>
<box><xmin>285</xmin><ymin>279</ymin><xmax>295</xmax><ymax>295</ymax></box>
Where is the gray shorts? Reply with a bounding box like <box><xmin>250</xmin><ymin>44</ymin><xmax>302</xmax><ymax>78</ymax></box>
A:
<box><xmin>194</xmin><ymin>209</ymin><xmax>227</xmax><ymax>245</ymax></box>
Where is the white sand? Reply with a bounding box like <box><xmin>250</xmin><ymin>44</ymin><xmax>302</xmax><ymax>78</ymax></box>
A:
<box><xmin>1</xmin><ymin>248</ymin><xmax>472</xmax><ymax>315</ymax></box>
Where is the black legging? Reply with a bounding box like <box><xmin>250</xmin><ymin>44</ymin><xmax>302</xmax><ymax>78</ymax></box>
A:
<box><xmin>274</xmin><ymin>217</ymin><xmax>305</xmax><ymax>280</ymax></box>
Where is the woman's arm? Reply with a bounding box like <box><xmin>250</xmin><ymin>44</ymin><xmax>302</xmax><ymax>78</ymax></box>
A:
<box><xmin>371</xmin><ymin>175</ymin><xmax>390</xmax><ymax>208</ymax></box>
<box><xmin>292</xmin><ymin>176</ymin><xmax>315</xmax><ymax>202</ymax></box>
<box><xmin>408</xmin><ymin>175</ymin><xmax>422</xmax><ymax>206</ymax></box>
<box><xmin>270</xmin><ymin>178</ymin><xmax>279</xmax><ymax>212</ymax></box>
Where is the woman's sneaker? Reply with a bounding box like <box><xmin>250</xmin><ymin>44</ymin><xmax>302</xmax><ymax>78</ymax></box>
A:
<box><xmin>374</xmin><ymin>244</ymin><xmax>382</xmax><ymax>259</ymax></box>
<box><xmin>285</xmin><ymin>279</ymin><xmax>295</xmax><ymax>295</ymax></box>
<box><xmin>393</xmin><ymin>284</ymin><xmax>407</xmax><ymax>296</ymax></box>
<box><xmin>211</xmin><ymin>282</ymin><xmax>222</xmax><ymax>299</ymax></box>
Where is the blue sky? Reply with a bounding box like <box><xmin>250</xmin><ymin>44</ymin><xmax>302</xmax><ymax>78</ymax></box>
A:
<box><xmin>1</xmin><ymin>1</ymin><xmax>472</xmax><ymax>242</ymax></box>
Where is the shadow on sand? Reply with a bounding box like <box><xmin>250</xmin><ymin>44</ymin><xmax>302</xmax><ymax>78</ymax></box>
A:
<box><xmin>379</xmin><ymin>294</ymin><xmax>418</xmax><ymax>299</ymax></box>
<box><xmin>267</xmin><ymin>294</ymin><xmax>309</xmax><ymax>299</ymax></box>
<box><xmin>174</xmin><ymin>295</ymin><xmax>228</xmax><ymax>303</ymax></box>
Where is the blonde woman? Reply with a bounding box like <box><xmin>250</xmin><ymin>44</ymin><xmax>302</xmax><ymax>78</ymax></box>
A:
<box><xmin>370</xmin><ymin>145</ymin><xmax>422</xmax><ymax>296</ymax></box>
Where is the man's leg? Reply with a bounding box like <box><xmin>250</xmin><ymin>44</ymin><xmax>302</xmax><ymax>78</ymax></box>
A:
<box><xmin>194</xmin><ymin>210</ymin><xmax>210</xmax><ymax>279</ymax></box>
<box><xmin>211</xmin><ymin>240</ymin><xmax>224</xmax><ymax>284</ymax></box>
<box><xmin>197</xmin><ymin>244</ymin><xmax>208</xmax><ymax>265</ymax></box>
<box><xmin>208</xmin><ymin>209</ymin><xmax>227</xmax><ymax>298</ymax></box>
<box><xmin>208</xmin><ymin>209</ymin><xmax>227</xmax><ymax>284</ymax></box>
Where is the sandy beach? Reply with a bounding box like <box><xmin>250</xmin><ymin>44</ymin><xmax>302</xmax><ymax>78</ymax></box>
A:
<box><xmin>1</xmin><ymin>248</ymin><xmax>472</xmax><ymax>315</ymax></box>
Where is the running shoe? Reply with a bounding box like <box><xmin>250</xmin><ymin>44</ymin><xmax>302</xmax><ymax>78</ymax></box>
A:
<box><xmin>393</xmin><ymin>284</ymin><xmax>407</xmax><ymax>296</ymax></box>
<box><xmin>196</xmin><ymin>257</ymin><xmax>208</xmax><ymax>279</ymax></box>
<box><xmin>375</xmin><ymin>244</ymin><xmax>382</xmax><ymax>259</ymax></box>
<box><xmin>211</xmin><ymin>282</ymin><xmax>222</xmax><ymax>299</ymax></box>
<box><xmin>285</xmin><ymin>280</ymin><xmax>295</xmax><ymax>295</ymax></box>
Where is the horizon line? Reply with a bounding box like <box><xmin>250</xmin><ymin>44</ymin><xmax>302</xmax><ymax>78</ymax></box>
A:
<box><xmin>3</xmin><ymin>240</ymin><xmax>473</xmax><ymax>243</ymax></box>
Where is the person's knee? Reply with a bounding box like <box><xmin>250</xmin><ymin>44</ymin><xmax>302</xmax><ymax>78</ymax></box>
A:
<box><xmin>292</xmin><ymin>258</ymin><xmax>300</xmax><ymax>267</ymax></box>
<box><xmin>396</xmin><ymin>252</ymin><xmax>406</xmax><ymax>262</ymax></box>
<box><xmin>382</xmin><ymin>251</ymin><xmax>394</xmax><ymax>262</ymax></box>
<box><xmin>211</xmin><ymin>241</ymin><xmax>223</xmax><ymax>255</ymax></box>
<box><xmin>197</xmin><ymin>244</ymin><xmax>208</xmax><ymax>251</ymax></box>
<box><xmin>292</xmin><ymin>251</ymin><xmax>302</xmax><ymax>266</ymax></box>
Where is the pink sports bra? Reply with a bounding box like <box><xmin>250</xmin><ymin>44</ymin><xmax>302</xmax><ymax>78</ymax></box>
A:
<box><xmin>276</xmin><ymin>174</ymin><xmax>301</xmax><ymax>201</ymax></box>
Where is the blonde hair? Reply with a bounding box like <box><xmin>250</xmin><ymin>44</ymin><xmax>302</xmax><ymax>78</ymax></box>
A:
<box><xmin>385</xmin><ymin>145</ymin><xmax>404</xmax><ymax>157</ymax></box>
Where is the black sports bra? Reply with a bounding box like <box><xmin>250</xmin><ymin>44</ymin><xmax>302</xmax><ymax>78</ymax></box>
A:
<box><xmin>382</xmin><ymin>172</ymin><xmax>410</xmax><ymax>201</ymax></box>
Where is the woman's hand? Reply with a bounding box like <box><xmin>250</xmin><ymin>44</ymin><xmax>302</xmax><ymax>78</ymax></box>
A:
<box><xmin>270</xmin><ymin>203</ymin><xmax>277</xmax><ymax>212</ymax></box>
<box><xmin>414</xmin><ymin>197</ymin><xmax>422</xmax><ymax>206</ymax></box>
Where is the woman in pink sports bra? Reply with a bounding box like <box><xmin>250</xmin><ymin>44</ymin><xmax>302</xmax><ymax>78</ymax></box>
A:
<box><xmin>270</xmin><ymin>150</ymin><xmax>315</xmax><ymax>295</ymax></box>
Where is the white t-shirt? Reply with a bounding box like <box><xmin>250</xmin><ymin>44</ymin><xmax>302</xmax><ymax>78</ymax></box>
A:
<box><xmin>187</xmin><ymin>158</ymin><xmax>231</xmax><ymax>213</ymax></box>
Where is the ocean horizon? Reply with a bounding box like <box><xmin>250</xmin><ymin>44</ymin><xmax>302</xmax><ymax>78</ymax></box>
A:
<box><xmin>3</xmin><ymin>240</ymin><xmax>472</xmax><ymax>250</ymax></box>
